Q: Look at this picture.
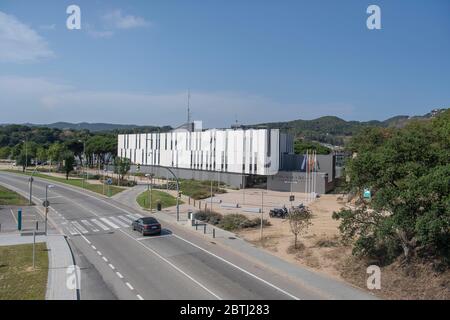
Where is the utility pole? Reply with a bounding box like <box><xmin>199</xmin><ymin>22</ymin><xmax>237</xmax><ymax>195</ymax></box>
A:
<box><xmin>145</xmin><ymin>173</ymin><xmax>152</xmax><ymax>211</ymax></box>
<box><xmin>25</xmin><ymin>138</ymin><xmax>28</xmax><ymax>172</ymax></box>
<box><xmin>44</xmin><ymin>185</ymin><xmax>54</xmax><ymax>235</ymax></box>
<box><xmin>260</xmin><ymin>190</ymin><xmax>264</xmax><ymax>241</ymax></box>
<box><xmin>210</xmin><ymin>180</ymin><xmax>213</xmax><ymax>213</ymax></box>
<box><xmin>28</xmin><ymin>177</ymin><xmax>33</xmax><ymax>205</ymax></box>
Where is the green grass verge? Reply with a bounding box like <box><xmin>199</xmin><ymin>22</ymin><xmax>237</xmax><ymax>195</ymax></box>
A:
<box><xmin>0</xmin><ymin>185</ymin><xmax>29</xmax><ymax>206</ymax></box>
<box><xmin>179</xmin><ymin>179</ymin><xmax>227</xmax><ymax>200</ymax></box>
<box><xmin>136</xmin><ymin>190</ymin><xmax>183</xmax><ymax>210</ymax></box>
<box><xmin>0</xmin><ymin>243</ymin><xmax>49</xmax><ymax>300</ymax></box>
<box><xmin>1</xmin><ymin>169</ymin><xmax>124</xmax><ymax>197</ymax></box>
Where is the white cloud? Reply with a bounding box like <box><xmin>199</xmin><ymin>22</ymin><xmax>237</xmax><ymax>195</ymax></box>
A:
<box><xmin>87</xmin><ymin>29</ymin><xmax>114</xmax><ymax>39</ymax></box>
<box><xmin>102</xmin><ymin>10</ymin><xmax>150</xmax><ymax>30</ymax></box>
<box><xmin>39</xmin><ymin>24</ymin><xmax>56</xmax><ymax>31</ymax></box>
<box><xmin>0</xmin><ymin>11</ymin><xmax>54</xmax><ymax>63</ymax></box>
<box><xmin>0</xmin><ymin>76</ymin><xmax>355</xmax><ymax>126</ymax></box>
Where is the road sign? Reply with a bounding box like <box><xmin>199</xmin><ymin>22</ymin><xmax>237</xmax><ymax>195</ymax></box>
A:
<box><xmin>106</xmin><ymin>178</ymin><xmax>113</xmax><ymax>185</ymax></box>
<box><xmin>363</xmin><ymin>188</ymin><xmax>371</xmax><ymax>199</ymax></box>
<box><xmin>289</xmin><ymin>195</ymin><xmax>295</xmax><ymax>202</ymax></box>
<box><xmin>42</xmin><ymin>200</ymin><xmax>50</xmax><ymax>208</ymax></box>
<box><xmin>29</xmin><ymin>177</ymin><xmax>34</xmax><ymax>182</ymax></box>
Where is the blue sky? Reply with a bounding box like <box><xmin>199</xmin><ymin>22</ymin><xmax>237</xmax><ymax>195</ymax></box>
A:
<box><xmin>0</xmin><ymin>0</ymin><xmax>449</xmax><ymax>127</ymax></box>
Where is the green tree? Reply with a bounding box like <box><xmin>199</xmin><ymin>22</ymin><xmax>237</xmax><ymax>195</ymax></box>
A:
<box><xmin>36</xmin><ymin>147</ymin><xmax>48</xmax><ymax>164</ymax></box>
<box><xmin>113</xmin><ymin>157</ymin><xmax>130</xmax><ymax>185</ymax></box>
<box><xmin>288</xmin><ymin>206</ymin><xmax>313</xmax><ymax>249</ymax></box>
<box><xmin>61</xmin><ymin>150</ymin><xmax>75</xmax><ymax>180</ymax></box>
<box><xmin>0</xmin><ymin>146</ymin><xmax>11</xmax><ymax>159</ymax></box>
<box><xmin>47</xmin><ymin>143</ymin><xmax>64</xmax><ymax>169</ymax></box>
<box><xmin>294</xmin><ymin>139</ymin><xmax>331</xmax><ymax>155</ymax></box>
<box><xmin>86</xmin><ymin>135</ymin><xmax>117</xmax><ymax>168</ymax></box>
<box><xmin>333</xmin><ymin>110</ymin><xmax>450</xmax><ymax>264</ymax></box>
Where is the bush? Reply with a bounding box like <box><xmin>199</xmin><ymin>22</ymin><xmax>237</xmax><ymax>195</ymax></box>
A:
<box><xmin>194</xmin><ymin>210</ymin><xmax>223</xmax><ymax>225</ymax></box>
<box><xmin>100</xmin><ymin>176</ymin><xmax>137</xmax><ymax>187</ymax></box>
<box><xmin>193</xmin><ymin>211</ymin><xmax>270</xmax><ymax>231</ymax></box>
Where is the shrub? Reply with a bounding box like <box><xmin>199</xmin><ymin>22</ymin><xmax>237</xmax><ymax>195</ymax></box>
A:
<box><xmin>193</xmin><ymin>211</ymin><xmax>270</xmax><ymax>231</ymax></box>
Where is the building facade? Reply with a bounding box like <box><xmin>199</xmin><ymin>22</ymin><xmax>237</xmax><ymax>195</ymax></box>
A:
<box><xmin>118</xmin><ymin>128</ymin><xmax>283</xmax><ymax>176</ymax></box>
<box><xmin>117</xmin><ymin>126</ymin><xmax>336</xmax><ymax>194</ymax></box>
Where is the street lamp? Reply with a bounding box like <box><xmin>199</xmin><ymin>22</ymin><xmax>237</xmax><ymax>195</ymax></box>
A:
<box><xmin>78</xmin><ymin>139</ymin><xmax>86</xmax><ymax>188</ymax></box>
<box><xmin>145</xmin><ymin>173</ymin><xmax>153</xmax><ymax>212</ymax></box>
<box><xmin>44</xmin><ymin>184</ymin><xmax>54</xmax><ymax>235</ymax></box>
<box><xmin>22</xmin><ymin>138</ymin><xmax>28</xmax><ymax>172</ymax></box>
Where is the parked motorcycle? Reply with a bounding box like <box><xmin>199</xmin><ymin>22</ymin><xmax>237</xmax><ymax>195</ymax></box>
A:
<box><xmin>269</xmin><ymin>206</ymin><xmax>289</xmax><ymax>219</ymax></box>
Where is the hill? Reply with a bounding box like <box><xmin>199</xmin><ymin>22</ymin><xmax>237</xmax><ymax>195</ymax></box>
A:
<box><xmin>18</xmin><ymin>122</ymin><xmax>172</xmax><ymax>133</ymax></box>
<box><xmin>244</xmin><ymin>108</ymin><xmax>447</xmax><ymax>146</ymax></box>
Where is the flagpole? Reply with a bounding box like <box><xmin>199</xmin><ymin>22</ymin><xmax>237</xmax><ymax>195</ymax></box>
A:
<box><xmin>305</xmin><ymin>150</ymin><xmax>308</xmax><ymax>203</ymax></box>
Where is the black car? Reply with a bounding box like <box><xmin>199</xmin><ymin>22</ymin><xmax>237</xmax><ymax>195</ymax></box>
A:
<box><xmin>132</xmin><ymin>217</ymin><xmax>162</xmax><ymax>236</ymax></box>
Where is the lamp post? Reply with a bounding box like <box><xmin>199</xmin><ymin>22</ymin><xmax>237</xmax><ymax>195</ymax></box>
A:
<box><xmin>78</xmin><ymin>139</ymin><xmax>86</xmax><ymax>188</ymax></box>
<box><xmin>260</xmin><ymin>190</ymin><xmax>264</xmax><ymax>241</ymax></box>
<box><xmin>145</xmin><ymin>173</ymin><xmax>153</xmax><ymax>212</ymax></box>
<box><xmin>22</xmin><ymin>138</ymin><xmax>28</xmax><ymax>172</ymax></box>
<box><xmin>44</xmin><ymin>184</ymin><xmax>54</xmax><ymax>235</ymax></box>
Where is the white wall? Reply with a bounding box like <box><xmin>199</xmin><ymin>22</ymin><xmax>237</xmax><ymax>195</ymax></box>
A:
<box><xmin>117</xmin><ymin>128</ymin><xmax>280</xmax><ymax>176</ymax></box>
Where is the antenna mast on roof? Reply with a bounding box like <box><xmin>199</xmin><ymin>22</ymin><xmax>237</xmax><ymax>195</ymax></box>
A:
<box><xmin>187</xmin><ymin>89</ymin><xmax>191</xmax><ymax>124</ymax></box>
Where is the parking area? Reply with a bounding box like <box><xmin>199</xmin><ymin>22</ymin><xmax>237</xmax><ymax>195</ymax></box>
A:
<box><xmin>0</xmin><ymin>205</ymin><xmax>45</xmax><ymax>233</ymax></box>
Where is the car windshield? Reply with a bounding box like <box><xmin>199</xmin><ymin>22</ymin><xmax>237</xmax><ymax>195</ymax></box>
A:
<box><xmin>142</xmin><ymin>217</ymin><xmax>158</xmax><ymax>224</ymax></box>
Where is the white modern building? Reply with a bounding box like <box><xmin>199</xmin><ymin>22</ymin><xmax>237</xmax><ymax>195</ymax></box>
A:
<box><xmin>116</xmin><ymin>122</ymin><xmax>336</xmax><ymax>193</ymax></box>
<box><xmin>118</xmin><ymin>126</ymin><xmax>284</xmax><ymax>176</ymax></box>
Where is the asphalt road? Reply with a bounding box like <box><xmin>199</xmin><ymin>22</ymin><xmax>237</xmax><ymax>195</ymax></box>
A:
<box><xmin>0</xmin><ymin>171</ymin><xmax>374</xmax><ymax>300</ymax></box>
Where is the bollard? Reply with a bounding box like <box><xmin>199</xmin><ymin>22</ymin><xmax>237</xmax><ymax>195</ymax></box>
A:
<box><xmin>203</xmin><ymin>224</ymin><xmax>206</xmax><ymax>234</ymax></box>
<box><xmin>36</xmin><ymin>221</ymin><xmax>39</xmax><ymax>230</ymax></box>
<box><xmin>213</xmin><ymin>228</ymin><xmax>215</xmax><ymax>238</ymax></box>
<box><xmin>0</xmin><ymin>223</ymin><xmax>2</xmax><ymax>233</ymax></box>
<box><xmin>18</xmin><ymin>208</ymin><xmax>22</xmax><ymax>231</ymax></box>
<box><xmin>195</xmin><ymin>223</ymin><xmax>198</xmax><ymax>231</ymax></box>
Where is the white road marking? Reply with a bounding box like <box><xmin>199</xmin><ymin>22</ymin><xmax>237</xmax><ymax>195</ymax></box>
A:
<box><xmin>97</xmin><ymin>251</ymin><xmax>102</xmax><ymax>256</ymax></box>
<box><xmin>136</xmin><ymin>234</ymin><xmax>172</xmax><ymax>241</ymax></box>
<box><xmin>100</xmin><ymin>217</ymin><xmax>119</xmax><ymax>229</ymax></box>
<box><xmin>72</xmin><ymin>221</ymin><xmax>88</xmax><ymax>234</ymax></box>
<box><xmin>109</xmin><ymin>264</ymin><xmax>115</xmax><ymax>270</ymax></box>
<box><xmin>109</xmin><ymin>216</ymin><xmax>128</xmax><ymax>228</ymax></box>
<box><xmin>116</xmin><ymin>272</ymin><xmax>123</xmax><ymax>279</ymax></box>
<box><xmin>119</xmin><ymin>229</ymin><xmax>222</xmax><ymax>300</ymax></box>
<box><xmin>2</xmin><ymin>174</ymin><xmax>299</xmax><ymax>300</ymax></box>
<box><xmin>135</xmin><ymin>213</ymin><xmax>144</xmax><ymax>218</ymax></box>
<box><xmin>173</xmin><ymin>234</ymin><xmax>300</xmax><ymax>300</ymax></box>
<box><xmin>136</xmin><ymin>294</ymin><xmax>144</xmax><ymax>300</ymax></box>
<box><xmin>81</xmin><ymin>219</ymin><xmax>99</xmax><ymax>232</ymax></box>
<box><xmin>91</xmin><ymin>219</ymin><xmax>110</xmax><ymax>231</ymax></box>
<box><xmin>91</xmin><ymin>245</ymin><xmax>97</xmax><ymax>250</ymax></box>
<box><xmin>79</xmin><ymin>233</ymin><xmax>92</xmax><ymax>245</ymax></box>
<box><xmin>102</xmin><ymin>256</ymin><xmax>108</xmax><ymax>262</ymax></box>
<box><xmin>127</xmin><ymin>214</ymin><xmax>139</xmax><ymax>222</ymax></box>
<box><xmin>66</xmin><ymin>225</ymin><xmax>79</xmax><ymax>235</ymax></box>
<box><xmin>126</xmin><ymin>282</ymin><xmax>134</xmax><ymax>290</ymax></box>
<box><xmin>117</xmin><ymin>215</ymin><xmax>133</xmax><ymax>224</ymax></box>
<box><xmin>10</xmin><ymin>209</ymin><xmax>18</xmax><ymax>224</ymax></box>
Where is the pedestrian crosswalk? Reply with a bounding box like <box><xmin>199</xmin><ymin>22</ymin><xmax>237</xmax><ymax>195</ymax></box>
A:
<box><xmin>65</xmin><ymin>213</ymin><xmax>144</xmax><ymax>235</ymax></box>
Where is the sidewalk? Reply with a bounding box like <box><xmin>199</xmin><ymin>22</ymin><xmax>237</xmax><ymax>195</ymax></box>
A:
<box><xmin>113</xmin><ymin>185</ymin><xmax>376</xmax><ymax>300</ymax></box>
<box><xmin>0</xmin><ymin>233</ymin><xmax>78</xmax><ymax>300</ymax></box>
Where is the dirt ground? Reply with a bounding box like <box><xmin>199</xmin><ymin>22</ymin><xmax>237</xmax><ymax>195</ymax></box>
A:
<box><xmin>235</xmin><ymin>193</ymin><xmax>349</xmax><ymax>280</ymax></box>
<box><xmin>212</xmin><ymin>190</ymin><xmax>449</xmax><ymax>300</ymax></box>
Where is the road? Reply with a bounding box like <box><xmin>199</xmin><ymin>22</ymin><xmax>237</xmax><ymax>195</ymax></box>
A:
<box><xmin>0</xmin><ymin>171</ymin><xmax>375</xmax><ymax>300</ymax></box>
